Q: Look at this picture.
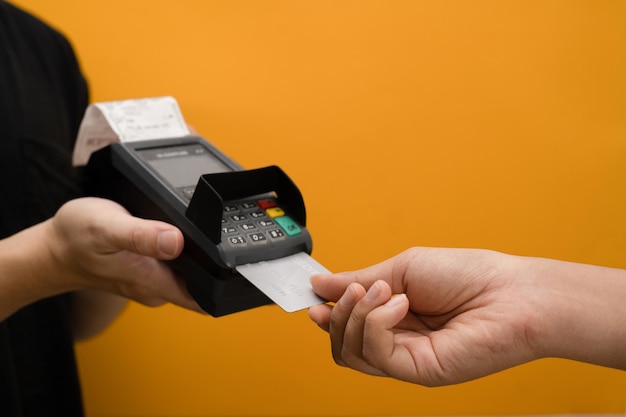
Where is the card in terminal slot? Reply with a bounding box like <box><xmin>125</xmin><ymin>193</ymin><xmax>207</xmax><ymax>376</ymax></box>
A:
<box><xmin>236</xmin><ymin>252</ymin><xmax>329</xmax><ymax>313</ymax></box>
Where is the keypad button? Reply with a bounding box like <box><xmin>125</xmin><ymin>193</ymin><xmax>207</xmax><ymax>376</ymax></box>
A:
<box><xmin>230</xmin><ymin>214</ymin><xmax>247</xmax><ymax>222</ymax></box>
<box><xmin>222</xmin><ymin>226</ymin><xmax>237</xmax><ymax>234</ymax></box>
<box><xmin>250</xmin><ymin>211</ymin><xmax>266</xmax><ymax>218</ymax></box>
<box><xmin>275</xmin><ymin>216</ymin><xmax>301</xmax><ymax>236</ymax></box>
<box><xmin>224</xmin><ymin>205</ymin><xmax>239</xmax><ymax>212</ymax></box>
<box><xmin>182</xmin><ymin>187</ymin><xmax>195</xmax><ymax>200</ymax></box>
<box><xmin>227</xmin><ymin>236</ymin><xmax>247</xmax><ymax>246</ymax></box>
<box><xmin>258</xmin><ymin>219</ymin><xmax>275</xmax><ymax>227</ymax></box>
<box><xmin>241</xmin><ymin>202</ymin><xmax>258</xmax><ymax>209</ymax></box>
<box><xmin>268</xmin><ymin>229</ymin><xmax>286</xmax><ymax>240</ymax></box>
<box><xmin>248</xmin><ymin>233</ymin><xmax>267</xmax><ymax>244</ymax></box>
<box><xmin>257</xmin><ymin>199</ymin><xmax>276</xmax><ymax>209</ymax></box>
<box><xmin>240</xmin><ymin>223</ymin><xmax>256</xmax><ymax>231</ymax></box>
<box><xmin>266</xmin><ymin>207</ymin><xmax>285</xmax><ymax>218</ymax></box>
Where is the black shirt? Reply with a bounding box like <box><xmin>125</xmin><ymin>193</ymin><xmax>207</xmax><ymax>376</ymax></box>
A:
<box><xmin>0</xmin><ymin>1</ymin><xmax>89</xmax><ymax>415</ymax></box>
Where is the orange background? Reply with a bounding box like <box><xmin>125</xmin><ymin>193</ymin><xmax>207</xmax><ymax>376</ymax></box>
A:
<box><xmin>12</xmin><ymin>1</ymin><xmax>626</xmax><ymax>416</ymax></box>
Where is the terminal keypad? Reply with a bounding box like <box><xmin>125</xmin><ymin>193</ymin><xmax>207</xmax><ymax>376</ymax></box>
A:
<box><xmin>220</xmin><ymin>198</ymin><xmax>301</xmax><ymax>248</ymax></box>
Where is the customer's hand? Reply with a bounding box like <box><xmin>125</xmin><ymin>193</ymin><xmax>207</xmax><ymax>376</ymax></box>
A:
<box><xmin>309</xmin><ymin>247</ymin><xmax>626</xmax><ymax>386</ymax></box>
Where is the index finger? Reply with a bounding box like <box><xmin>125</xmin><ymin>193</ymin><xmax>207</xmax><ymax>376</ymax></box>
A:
<box><xmin>310</xmin><ymin>258</ymin><xmax>398</xmax><ymax>302</ymax></box>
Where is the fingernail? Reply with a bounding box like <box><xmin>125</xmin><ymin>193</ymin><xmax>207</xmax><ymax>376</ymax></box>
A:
<box><xmin>385</xmin><ymin>293</ymin><xmax>407</xmax><ymax>309</ymax></box>
<box><xmin>157</xmin><ymin>230</ymin><xmax>179</xmax><ymax>257</ymax></box>
<box><xmin>364</xmin><ymin>282</ymin><xmax>382</xmax><ymax>302</ymax></box>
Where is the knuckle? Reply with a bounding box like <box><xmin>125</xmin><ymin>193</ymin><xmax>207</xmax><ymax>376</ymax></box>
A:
<box><xmin>348</xmin><ymin>308</ymin><xmax>365</xmax><ymax>324</ymax></box>
<box><xmin>340</xmin><ymin>347</ymin><xmax>358</xmax><ymax>366</ymax></box>
<box><xmin>331</xmin><ymin>347</ymin><xmax>346</xmax><ymax>367</ymax></box>
<box><xmin>129</xmin><ymin>226</ymin><xmax>147</xmax><ymax>254</ymax></box>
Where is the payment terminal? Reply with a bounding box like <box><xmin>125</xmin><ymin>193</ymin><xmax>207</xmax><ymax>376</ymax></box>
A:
<box><xmin>83</xmin><ymin>135</ymin><xmax>313</xmax><ymax>316</ymax></box>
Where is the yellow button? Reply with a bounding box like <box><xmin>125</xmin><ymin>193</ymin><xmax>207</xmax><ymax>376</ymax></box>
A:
<box><xmin>265</xmin><ymin>207</ymin><xmax>285</xmax><ymax>218</ymax></box>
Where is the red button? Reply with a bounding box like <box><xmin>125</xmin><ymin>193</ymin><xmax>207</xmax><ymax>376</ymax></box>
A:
<box><xmin>257</xmin><ymin>198</ymin><xmax>276</xmax><ymax>209</ymax></box>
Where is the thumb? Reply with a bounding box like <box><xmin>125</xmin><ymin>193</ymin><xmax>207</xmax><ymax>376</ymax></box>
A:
<box><xmin>102</xmin><ymin>214</ymin><xmax>184</xmax><ymax>260</ymax></box>
<box><xmin>311</xmin><ymin>258</ymin><xmax>399</xmax><ymax>302</ymax></box>
<box><xmin>155</xmin><ymin>228</ymin><xmax>184</xmax><ymax>259</ymax></box>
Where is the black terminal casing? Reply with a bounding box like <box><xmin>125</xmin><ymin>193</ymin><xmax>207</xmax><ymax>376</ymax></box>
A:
<box><xmin>83</xmin><ymin>136</ymin><xmax>312</xmax><ymax>316</ymax></box>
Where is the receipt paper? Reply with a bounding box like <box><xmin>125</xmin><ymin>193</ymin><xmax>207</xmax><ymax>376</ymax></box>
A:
<box><xmin>72</xmin><ymin>96</ymin><xmax>190</xmax><ymax>166</ymax></box>
<box><xmin>236</xmin><ymin>252</ymin><xmax>329</xmax><ymax>313</ymax></box>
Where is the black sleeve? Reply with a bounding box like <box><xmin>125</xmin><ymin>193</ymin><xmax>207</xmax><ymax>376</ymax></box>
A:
<box><xmin>0</xmin><ymin>2</ymin><xmax>89</xmax><ymax>416</ymax></box>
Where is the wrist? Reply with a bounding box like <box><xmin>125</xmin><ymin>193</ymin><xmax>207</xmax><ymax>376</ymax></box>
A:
<box><xmin>524</xmin><ymin>257</ymin><xmax>626</xmax><ymax>369</ymax></box>
<box><xmin>0</xmin><ymin>220</ymin><xmax>77</xmax><ymax>320</ymax></box>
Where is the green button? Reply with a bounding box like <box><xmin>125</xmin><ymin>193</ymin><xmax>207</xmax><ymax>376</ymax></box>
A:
<box><xmin>275</xmin><ymin>216</ymin><xmax>301</xmax><ymax>236</ymax></box>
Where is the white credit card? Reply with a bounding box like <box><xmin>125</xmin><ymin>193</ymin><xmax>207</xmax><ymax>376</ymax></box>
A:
<box><xmin>236</xmin><ymin>252</ymin><xmax>329</xmax><ymax>313</ymax></box>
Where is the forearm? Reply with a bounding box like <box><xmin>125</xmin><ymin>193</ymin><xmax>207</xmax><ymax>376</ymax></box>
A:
<box><xmin>525</xmin><ymin>257</ymin><xmax>626</xmax><ymax>370</ymax></box>
<box><xmin>0</xmin><ymin>220</ymin><xmax>77</xmax><ymax>321</ymax></box>
<box><xmin>71</xmin><ymin>290</ymin><xmax>128</xmax><ymax>340</ymax></box>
